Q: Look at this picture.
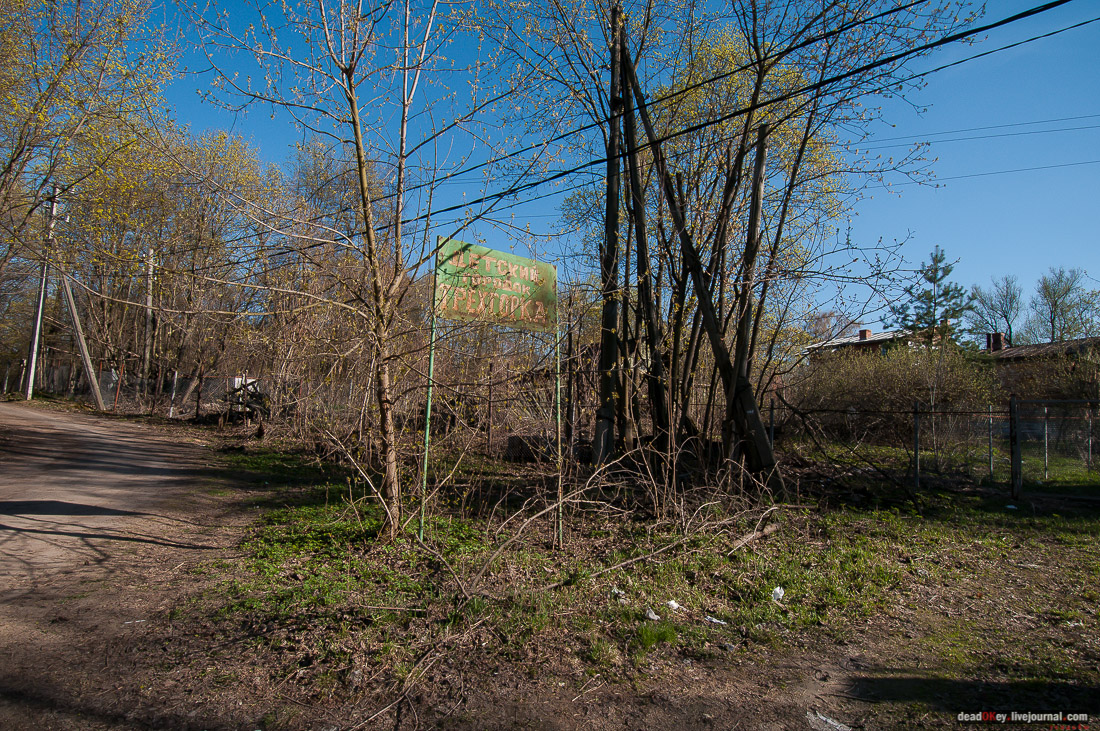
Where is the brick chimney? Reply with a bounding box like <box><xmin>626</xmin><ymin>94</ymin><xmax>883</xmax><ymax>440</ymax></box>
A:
<box><xmin>990</xmin><ymin>332</ymin><xmax>1006</xmax><ymax>352</ymax></box>
<box><xmin>858</xmin><ymin>329</ymin><xmax>872</xmax><ymax>341</ymax></box>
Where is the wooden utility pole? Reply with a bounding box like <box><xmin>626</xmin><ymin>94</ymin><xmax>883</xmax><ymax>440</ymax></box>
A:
<box><xmin>24</xmin><ymin>195</ymin><xmax>57</xmax><ymax>401</ymax></box>
<box><xmin>59</xmin><ymin>274</ymin><xmax>106</xmax><ymax>411</ymax></box>
<box><xmin>594</xmin><ymin>2</ymin><xmax>623</xmax><ymax>465</ymax></box>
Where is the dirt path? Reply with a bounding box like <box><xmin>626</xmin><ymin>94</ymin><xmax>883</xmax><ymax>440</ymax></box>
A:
<box><xmin>0</xmin><ymin>402</ymin><xmax>227</xmax><ymax>591</ymax></box>
<box><xmin>0</xmin><ymin>402</ymin><xmax>244</xmax><ymax>729</ymax></box>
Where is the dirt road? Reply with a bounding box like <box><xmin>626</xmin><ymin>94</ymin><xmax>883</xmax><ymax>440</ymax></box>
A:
<box><xmin>0</xmin><ymin>402</ymin><xmax>225</xmax><ymax>593</ymax></box>
<box><xmin>0</xmin><ymin>401</ymin><xmax>239</xmax><ymax>729</ymax></box>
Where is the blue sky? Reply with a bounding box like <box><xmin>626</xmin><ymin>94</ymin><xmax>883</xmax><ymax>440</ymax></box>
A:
<box><xmin>163</xmin><ymin>0</ymin><xmax>1100</xmax><ymax>319</ymax></box>
<box><xmin>847</xmin><ymin>0</ymin><xmax>1100</xmax><ymax>326</ymax></box>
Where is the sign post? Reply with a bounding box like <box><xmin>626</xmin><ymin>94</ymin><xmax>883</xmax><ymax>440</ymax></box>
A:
<box><xmin>420</xmin><ymin>237</ymin><xmax>558</xmax><ymax>541</ymax></box>
<box><xmin>418</xmin><ymin>281</ymin><xmax>438</xmax><ymax>542</ymax></box>
<box><xmin>555</xmin><ymin>322</ymin><xmax>563</xmax><ymax>547</ymax></box>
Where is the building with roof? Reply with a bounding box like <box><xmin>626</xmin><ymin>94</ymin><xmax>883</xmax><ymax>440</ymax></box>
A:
<box><xmin>984</xmin><ymin>333</ymin><xmax>1100</xmax><ymax>400</ymax></box>
<box><xmin>803</xmin><ymin>328</ymin><xmax>916</xmax><ymax>361</ymax></box>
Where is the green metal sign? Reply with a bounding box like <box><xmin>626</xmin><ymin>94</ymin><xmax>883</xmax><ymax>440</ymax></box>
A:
<box><xmin>435</xmin><ymin>237</ymin><xmax>557</xmax><ymax>332</ymax></box>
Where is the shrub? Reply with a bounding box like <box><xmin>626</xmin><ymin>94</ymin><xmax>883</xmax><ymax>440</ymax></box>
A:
<box><xmin>786</xmin><ymin>346</ymin><xmax>998</xmax><ymax>460</ymax></box>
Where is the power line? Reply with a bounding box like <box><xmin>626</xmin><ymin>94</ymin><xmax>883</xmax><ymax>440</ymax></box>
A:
<box><xmin>380</xmin><ymin>0</ymin><xmax>932</xmax><ymax>211</ymax></box>
<box><xmin>400</xmin><ymin>0</ymin><xmax>1085</xmax><ymax>228</ymax></box>
<box><xmin>646</xmin><ymin>15</ymin><xmax>1100</xmax><ymax>175</ymax></box>
<box><xmin>902</xmin><ymin>11</ymin><xmax>1100</xmax><ymax>84</ymax></box>
<box><xmin>142</xmin><ymin>0</ymin><xmax>1093</xmax><ymax>279</ymax></box>
<box><xmin>893</xmin><ymin>158</ymin><xmax>1100</xmax><ymax>185</ymax></box>
<box><xmin>860</xmin><ymin>123</ymin><xmax>1100</xmax><ymax>151</ymax></box>
<box><xmin>866</xmin><ymin>112</ymin><xmax>1100</xmax><ymax>144</ymax></box>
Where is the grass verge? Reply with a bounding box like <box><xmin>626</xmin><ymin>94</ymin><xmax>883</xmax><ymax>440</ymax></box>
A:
<box><xmin>177</xmin><ymin>446</ymin><xmax>1100</xmax><ymax>727</ymax></box>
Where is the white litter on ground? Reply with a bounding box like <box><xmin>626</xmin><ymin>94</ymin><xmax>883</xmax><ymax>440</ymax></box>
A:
<box><xmin>806</xmin><ymin>710</ymin><xmax>852</xmax><ymax>731</ymax></box>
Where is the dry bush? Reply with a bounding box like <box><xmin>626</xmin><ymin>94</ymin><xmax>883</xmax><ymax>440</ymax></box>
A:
<box><xmin>786</xmin><ymin>347</ymin><xmax>998</xmax><ymax>470</ymax></box>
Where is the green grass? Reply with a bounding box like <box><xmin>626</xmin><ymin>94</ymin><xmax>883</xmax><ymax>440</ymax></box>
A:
<box><xmin>187</xmin><ymin>440</ymin><xmax>1100</xmax><ymax>707</ymax></box>
<box><xmin>220</xmin><ymin>447</ymin><xmax>341</xmax><ymax>485</ymax></box>
<box><xmin>633</xmin><ymin>622</ymin><xmax>677</xmax><ymax>662</ymax></box>
<box><xmin>210</xmin><ymin>499</ymin><xmax>922</xmax><ymax>665</ymax></box>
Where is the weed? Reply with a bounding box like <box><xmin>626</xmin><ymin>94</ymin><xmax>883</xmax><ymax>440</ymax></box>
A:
<box><xmin>584</xmin><ymin>636</ymin><xmax>617</xmax><ymax>666</ymax></box>
<box><xmin>635</xmin><ymin>622</ymin><xmax>676</xmax><ymax>654</ymax></box>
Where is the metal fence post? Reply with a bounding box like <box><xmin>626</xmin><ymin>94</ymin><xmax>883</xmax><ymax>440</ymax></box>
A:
<box><xmin>555</xmin><ymin>325</ymin><xmax>563</xmax><ymax>549</ymax></box>
<box><xmin>419</xmin><ymin>251</ymin><xmax>440</xmax><ymax>542</ymax></box>
<box><xmin>487</xmin><ymin>361</ymin><xmax>494</xmax><ymax>454</ymax></box>
<box><xmin>913</xmin><ymin>401</ymin><xmax>921</xmax><ymax>492</ymax></box>
<box><xmin>1089</xmin><ymin>406</ymin><xmax>1093</xmax><ymax>473</ymax></box>
<box><xmin>988</xmin><ymin>404</ymin><xmax>994</xmax><ymax>480</ymax></box>
<box><xmin>1010</xmin><ymin>395</ymin><xmax>1021</xmax><ymax>499</ymax></box>
<box><xmin>1043</xmin><ymin>405</ymin><xmax>1049</xmax><ymax>481</ymax></box>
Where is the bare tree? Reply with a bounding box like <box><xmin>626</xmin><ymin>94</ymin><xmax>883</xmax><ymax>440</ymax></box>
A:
<box><xmin>1022</xmin><ymin>267</ymin><xmax>1099</xmax><ymax>344</ymax></box>
<box><xmin>191</xmin><ymin>0</ymin><xmax>507</xmax><ymax>536</ymax></box>
<box><xmin>967</xmin><ymin>274</ymin><xmax>1022</xmax><ymax>346</ymax></box>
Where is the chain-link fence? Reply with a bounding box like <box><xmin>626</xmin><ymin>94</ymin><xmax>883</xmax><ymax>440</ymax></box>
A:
<box><xmin>1012</xmin><ymin>400</ymin><xmax>1097</xmax><ymax>492</ymax></box>
<box><xmin>779</xmin><ymin>397</ymin><xmax>1100</xmax><ymax>498</ymax></box>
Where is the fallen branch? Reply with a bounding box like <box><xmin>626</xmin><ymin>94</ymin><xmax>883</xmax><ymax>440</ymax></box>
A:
<box><xmin>540</xmin><ymin>509</ymin><xmax>781</xmax><ymax>591</ymax></box>
<box><xmin>727</xmin><ymin>506</ymin><xmax>781</xmax><ymax>555</ymax></box>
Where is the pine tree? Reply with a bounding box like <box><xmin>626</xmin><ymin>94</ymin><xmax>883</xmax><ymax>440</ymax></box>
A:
<box><xmin>887</xmin><ymin>246</ymin><xmax>971</xmax><ymax>346</ymax></box>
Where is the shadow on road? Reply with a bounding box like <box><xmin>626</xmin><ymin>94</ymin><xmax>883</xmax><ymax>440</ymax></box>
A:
<box><xmin>0</xmin><ymin>500</ymin><xmax>146</xmax><ymax>517</ymax></box>
<box><xmin>0</xmin><ymin>521</ymin><xmax>213</xmax><ymax>551</ymax></box>
<box><xmin>850</xmin><ymin>673</ymin><xmax>1100</xmax><ymax>714</ymax></box>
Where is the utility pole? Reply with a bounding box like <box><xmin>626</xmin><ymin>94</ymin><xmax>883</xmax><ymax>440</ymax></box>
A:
<box><xmin>593</xmin><ymin>1</ymin><xmax>623</xmax><ymax>465</ymax></box>
<box><xmin>142</xmin><ymin>243</ymin><xmax>155</xmax><ymax>391</ymax></box>
<box><xmin>24</xmin><ymin>193</ymin><xmax>58</xmax><ymax>401</ymax></box>
<box><xmin>59</xmin><ymin>273</ymin><xmax>106</xmax><ymax>411</ymax></box>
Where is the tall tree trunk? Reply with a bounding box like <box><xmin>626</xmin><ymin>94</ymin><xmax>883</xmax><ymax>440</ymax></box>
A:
<box><xmin>620</xmin><ymin>47</ymin><xmax>670</xmax><ymax>448</ymax></box>
<box><xmin>346</xmin><ymin>74</ymin><xmax>402</xmax><ymax>534</ymax></box>
<box><xmin>621</xmin><ymin>48</ymin><xmax>781</xmax><ymax>490</ymax></box>
<box><xmin>594</xmin><ymin>4</ymin><xmax>623</xmax><ymax>465</ymax></box>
